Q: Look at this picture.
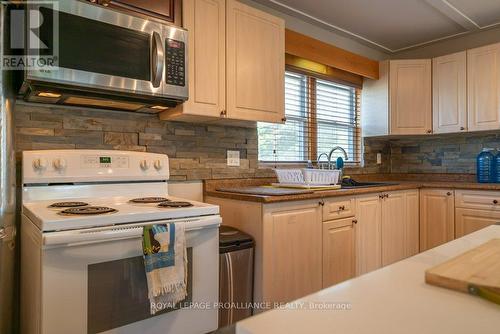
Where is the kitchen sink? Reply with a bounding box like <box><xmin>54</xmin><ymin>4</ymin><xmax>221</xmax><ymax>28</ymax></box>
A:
<box><xmin>341</xmin><ymin>182</ymin><xmax>399</xmax><ymax>189</ymax></box>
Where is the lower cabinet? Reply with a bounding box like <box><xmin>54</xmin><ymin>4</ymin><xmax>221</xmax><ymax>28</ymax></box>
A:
<box><xmin>355</xmin><ymin>194</ymin><xmax>382</xmax><ymax>275</ymax></box>
<box><xmin>381</xmin><ymin>189</ymin><xmax>419</xmax><ymax>266</ymax></box>
<box><xmin>356</xmin><ymin>189</ymin><xmax>419</xmax><ymax>275</ymax></box>
<box><xmin>262</xmin><ymin>200</ymin><xmax>323</xmax><ymax>303</ymax></box>
<box><xmin>420</xmin><ymin>189</ymin><xmax>455</xmax><ymax>251</ymax></box>
<box><xmin>322</xmin><ymin>217</ymin><xmax>356</xmax><ymax>288</ymax></box>
<box><xmin>455</xmin><ymin>208</ymin><xmax>500</xmax><ymax>237</ymax></box>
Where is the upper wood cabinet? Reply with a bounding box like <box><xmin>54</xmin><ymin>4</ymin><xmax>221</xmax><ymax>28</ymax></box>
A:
<box><xmin>322</xmin><ymin>218</ymin><xmax>356</xmax><ymax>288</ymax></box>
<box><xmin>390</xmin><ymin>60</ymin><xmax>432</xmax><ymax>135</ymax></box>
<box><xmin>102</xmin><ymin>0</ymin><xmax>182</xmax><ymax>25</ymax></box>
<box><xmin>433</xmin><ymin>51</ymin><xmax>467</xmax><ymax>134</ymax></box>
<box><xmin>420</xmin><ymin>189</ymin><xmax>455</xmax><ymax>251</ymax></box>
<box><xmin>362</xmin><ymin>60</ymin><xmax>432</xmax><ymax>136</ymax></box>
<box><xmin>161</xmin><ymin>0</ymin><xmax>285</xmax><ymax>123</ymax></box>
<box><xmin>163</xmin><ymin>0</ymin><xmax>226</xmax><ymax>121</ymax></box>
<box><xmin>226</xmin><ymin>0</ymin><xmax>285</xmax><ymax>123</ymax></box>
<box><xmin>467</xmin><ymin>43</ymin><xmax>500</xmax><ymax>131</ymax></box>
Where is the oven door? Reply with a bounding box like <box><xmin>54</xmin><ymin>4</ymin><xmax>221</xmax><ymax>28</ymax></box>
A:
<box><xmin>26</xmin><ymin>1</ymin><xmax>168</xmax><ymax>97</ymax></box>
<box><xmin>41</xmin><ymin>216</ymin><xmax>220</xmax><ymax>334</ymax></box>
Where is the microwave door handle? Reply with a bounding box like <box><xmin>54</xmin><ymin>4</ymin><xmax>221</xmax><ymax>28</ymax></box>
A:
<box><xmin>151</xmin><ymin>31</ymin><xmax>164</xmax><ymax>88</ymax></box>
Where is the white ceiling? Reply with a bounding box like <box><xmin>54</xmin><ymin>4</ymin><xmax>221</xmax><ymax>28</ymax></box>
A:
<box><xmin>257</xmin><ymin>0</ymin><xmax>500</xmax><ymax>53</ymax></box>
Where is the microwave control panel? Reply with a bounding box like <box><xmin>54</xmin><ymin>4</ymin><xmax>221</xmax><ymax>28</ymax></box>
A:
<box><xmin>166</xmin><ymin>39</ymin><xmax>186</xmax><ymax>87</ymax></box>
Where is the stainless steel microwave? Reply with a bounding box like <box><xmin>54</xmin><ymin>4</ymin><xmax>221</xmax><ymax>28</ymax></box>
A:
<box><xmin>20</xmin><ymin>0</ymin><xmax>188</xmax><ymax>113</ymax></box>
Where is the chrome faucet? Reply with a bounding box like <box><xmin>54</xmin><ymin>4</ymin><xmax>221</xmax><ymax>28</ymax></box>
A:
<box><xmin>317</xmin><ymin>152</ymin><xmax>330</xmax><ymax>169</ymax></box>
<box><xmin>328</xmin><ymin>146</ymin><xmax>348</xmax><ymax>163</ymax></box>
<box><xmin>328</xmin><ymin>146</ymin><xmax>348</xmax><ymax>179</ymax></box>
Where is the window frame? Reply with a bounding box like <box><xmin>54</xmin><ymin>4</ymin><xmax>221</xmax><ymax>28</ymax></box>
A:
<box><xmin>258</xmin><ymin>70</ymin><xmax>362</xmax><ymax>166</ymax></box>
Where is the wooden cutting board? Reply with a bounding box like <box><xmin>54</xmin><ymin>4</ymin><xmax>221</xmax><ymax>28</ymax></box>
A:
<box><xmin>425</xmin><ymin>239</ymin><xmax>500</xmax><ymax>304</ymax></box>
<box><xmin>216</xmin><ymin>187</ymin><xmax>314</xmax><ymax>196</ymax></box>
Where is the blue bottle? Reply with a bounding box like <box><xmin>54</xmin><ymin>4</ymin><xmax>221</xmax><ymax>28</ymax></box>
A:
<box><xmin>477</xmin><ymin>148</ymin><xmax>495</xmax><ymax>183</ymax></box>
<box><xmin>495</xmin><ymin>149</ymin><xmax>500</xmax><ymax>183</ymax></box>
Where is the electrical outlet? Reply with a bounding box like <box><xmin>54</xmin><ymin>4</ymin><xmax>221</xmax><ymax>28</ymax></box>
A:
<box><xmin>376</xmin><ymin>153</ymin><xmax>382</xmax><ymax>164</ymax></box>
<box><xmin>227</xmin><ymin>150</ymin><xmax>240</xmax><ymax>167</ymax></box>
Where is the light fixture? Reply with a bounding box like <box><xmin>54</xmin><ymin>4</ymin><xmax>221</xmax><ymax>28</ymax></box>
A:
<box><xmin>150</xmin><ymin>105</ymin><xmax>169</xmax><ymax>110</ymax></box>
<box><xmin>37</xmin><ymin>92</ymin><xmax>61</xmax><ymax>98</ymax></box>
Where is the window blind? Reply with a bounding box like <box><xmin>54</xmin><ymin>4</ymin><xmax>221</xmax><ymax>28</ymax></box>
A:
<box><xmin>258</xmin><ymin>71</ymin><xmax>361</xmax><ymax>164</ymax></box>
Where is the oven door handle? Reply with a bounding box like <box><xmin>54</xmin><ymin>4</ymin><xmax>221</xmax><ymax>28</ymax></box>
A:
<box><xmin>43</xmin><ymin>216</ymin><xmax>221</xmax><ymax>246</ymax></box>
<box><xmin>151</xmin><ymin>31</ymin><xmax>164</xmax><ymax>88</ymax></box>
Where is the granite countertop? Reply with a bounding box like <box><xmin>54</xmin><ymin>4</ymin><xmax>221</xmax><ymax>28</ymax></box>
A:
<box><xmin>221</xmin><ymin>225</ymin><xmax>500</xmax><ymax>334</ymax></box>
<box><xmin>205</xmin><ymin>180</ymin><xmax>500</xmax><ymax>203</ymax></box>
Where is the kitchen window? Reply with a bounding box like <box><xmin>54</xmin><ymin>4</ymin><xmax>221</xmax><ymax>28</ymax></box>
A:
<box><xmin>258</xmin><ymin>71</ymin><xmax>361</xmax><ymax>164</ymax></box>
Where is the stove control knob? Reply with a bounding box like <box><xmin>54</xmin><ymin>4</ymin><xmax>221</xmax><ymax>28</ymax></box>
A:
<box><xmin>33</xmin><ymin>158</ymin><xmax>48</xmax><ymax>171</ymax></box>
<box><xmin>154</xmin><ymin>159</ymin><xmax>163</xmax><ymax>171</ymax></box>
<box><xmin>140</xmin><ymin>159</ymin><xmax>150</xmax><ymax>171</ymax></box>
<box><xmin>53</xmin><ymin>158</ymin><xmax>67</xmax><ymax>171</ymax></box>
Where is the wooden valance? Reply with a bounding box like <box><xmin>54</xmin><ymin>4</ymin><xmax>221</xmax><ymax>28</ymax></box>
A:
<box><xmin>285</xmin><ymin>29</ymin><xmax>379</xmax><ymax>80</ymax></box>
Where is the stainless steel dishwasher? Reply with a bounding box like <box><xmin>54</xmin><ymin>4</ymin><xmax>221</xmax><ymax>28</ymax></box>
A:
<box><xmin>219</xmin><ymin>226</ymin><xmax>254</xmax><ymax>327</ymax></box>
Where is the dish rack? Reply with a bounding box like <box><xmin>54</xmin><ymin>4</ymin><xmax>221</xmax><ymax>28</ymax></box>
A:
<box><xmin>274</xmin><ymin>169</ymin><xmax>340</xmax><ymax>187</ymax></box>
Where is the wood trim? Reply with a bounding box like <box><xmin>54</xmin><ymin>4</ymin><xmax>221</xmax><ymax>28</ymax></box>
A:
<box><xmin>285</xmin><ymin>29</ymin><xmax>379</xmax><ymax>80</ymax></box>
<box><xmin>285</xmin><ymin>54</ymin><xmax>363</xmax><ymax>88</ymax></box>
<box><xmin>307</xmin><ymin>77</ymin><xmax>318</xmax><ymax>161</ymax></box>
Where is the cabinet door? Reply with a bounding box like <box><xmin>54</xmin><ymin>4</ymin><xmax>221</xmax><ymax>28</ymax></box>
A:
<box><xmin>263</xmin><ymin>201</ymin><xmax>322</xmax><ymax>303</ymax></box>
<box><xmin>322</xmin><ymin>218</ymin><xmax>356</xmax><ymax>288</ymax></box>
<box><xmin>108</xmin><ymin>0</ymin><xmax>181</xmax><ymax>25</ymax></box>
<box><xmin>355</xmin><ymin>194</ymin><xmax>382</xmax><ymax>275</ymax></box>
<box><xmin>433</xmin><ymin>52</ymin><xmax>467</xmax><ymax>134</ymax></box>
<box><xmin>226</xmin><ymin>0</ymin><xmax>285</xmax><ymax>123</ymax></box>
<box><xmin>405</xmin><ymin>189</ymin><xmax>420</xmax><ymax>257</ymax></box>
<box><xmin>381</xmin><ymin>190</ymin><xmax>420</xmax><ymax>266</ymax></box>
<box><xmin>455</xmin><ymin>208</ymin><xmax>500</xmax><ymax>238</ymax></box>
<box><xmin>420</xmin><ymin>189</ymin><xmax>455</xmax><ymax>251</ymax></box>
<box><xmin>165</xmin><ymin>0</ymin><xmax>226</xmax><ymax>120</ymax></box>
<box><xmin>389</xmin><ymin>60</ymin><xmax>432</xmax><ymax>135</ymax></box>
<box><xmin>381</xmin><ymin>191</ymin><xmax>406</xmax><ymax>266</ymax></box>
<box><xmin>467</xmin><ymin>43</ymin><xmax>500</xmax><ymax>131</ymax></box>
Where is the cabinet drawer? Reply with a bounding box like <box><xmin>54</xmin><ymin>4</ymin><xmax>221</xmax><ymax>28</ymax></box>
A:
<box><xmin>455</xmin><ymin>208</ymin><xmax>500</xmax><ymax>238</ymax></box>
<box><xmin>323</xmin><ymin>197</ymin><xmax>356</xmax><ymax>221</ymax></box>
<box><xmin>455</xmin><ymin>190</ymin><xmax>500</xmax><ymax>210</ymax></box>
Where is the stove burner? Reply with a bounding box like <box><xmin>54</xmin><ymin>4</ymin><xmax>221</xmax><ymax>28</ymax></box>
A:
<box><xmin>129</xmin><ymin>197</ymin><xmax>170</xmax><ymax>203</ymax></box>
<box><xmin>158</xmin><ymin>201</ymin><xmax>194</xmax><ymax>208</ymax></box>
<box><xmin>59</xmin><ymin>206</ymin><xmax>117</xmax><ymax>215</ymax></box>
<box><xmin>49</xmin><ymin>201</ymin><xmax>89</xmax><ymax>208</ymax></box>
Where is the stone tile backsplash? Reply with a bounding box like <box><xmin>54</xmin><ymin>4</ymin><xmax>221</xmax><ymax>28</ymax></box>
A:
<box><xmin>15</xmin><ymin>101</ymin><xmax>494</xmax><ymax>180</ymax></box>
<box><xmin>364</xmin><ymin>131</ymin><xmax>500</xmax><ymax>175</ymax></box>
<box><xmin>14</xmin><ymin>102</ymin><xmax>274</xmax><ymax>180</ymax></box>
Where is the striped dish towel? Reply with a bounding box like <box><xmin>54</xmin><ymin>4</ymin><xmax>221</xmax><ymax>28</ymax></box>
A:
<box><xmin>142</xmin><ymin>223</ymin><xmax>187</xmax><ymax>315</ymax></box>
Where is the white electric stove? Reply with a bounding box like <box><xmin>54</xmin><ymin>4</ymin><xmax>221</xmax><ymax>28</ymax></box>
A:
<box><xmin>20</xmin><ymin>150</ymin><xmax>221</xmax><ymax>334</ymax></box>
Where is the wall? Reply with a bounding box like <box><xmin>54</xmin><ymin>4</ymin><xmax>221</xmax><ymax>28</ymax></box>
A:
<box><xmin>363</xmin><ymin>131</ymin><xmax>500</xmax><ymax>175</ymax></box>
<box><xmin>14</xmin><ymin>102</ymin><xmax>275</xmax><ymax>180</ymax></box>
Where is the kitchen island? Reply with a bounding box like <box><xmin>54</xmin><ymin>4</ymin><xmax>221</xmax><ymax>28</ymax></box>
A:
<box><xmin>224</xmin><ymin>225</ymin><xmax>500</xmax><ymax>334</ymax></box>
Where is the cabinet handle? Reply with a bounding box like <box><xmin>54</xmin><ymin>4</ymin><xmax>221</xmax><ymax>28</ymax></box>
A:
<box><xmin>319</xmin><ymin>201</ymin><xmax>325</xmax><ymax>206</ymax></box>
<box><xmin>379</xmin><ymin>194</ymin><xmax>383</xmax><ymax>199</ymax></box>
<box><xmin>352</xmin><ymin>219</ymin><xmax>358</xmax><ymax>224</ymax></box>
<box><xmin>493</xmin><ymin>200</ymin><xmax>498</xmax><ymax>205</ymax></box>
<box><xmin>426</xmin><ymin>129</ymin><xmax>432</xmax><ymax>134</ymax></box>
<box><xmin>446</xmin><ymin>192</ymin><xmax>452</xmax><ymax>196</ymax></box>
<box><xmin>281</xmin><ymin>117</ymin><xmax>287</xmax><ymax>122</ymax></box>
<box><xmin>460</xmin><ymin>127</ymin><xmax>465</xmax><ymax>131</ymax></box>
<box><xmin>338</xmin><ymin>205</ymin><xmax>345</xmax><ymax>211</ymax></box>
<box><xmin>385</xmin><ymin>194</ymin><xmax>389</xmax><ymax>198</ymax></box>
<box><xmin>220</xmin><ymin>110</ymin><xmax>227</xmax><ymax>117</ymax></box>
